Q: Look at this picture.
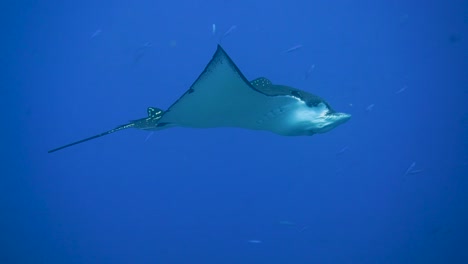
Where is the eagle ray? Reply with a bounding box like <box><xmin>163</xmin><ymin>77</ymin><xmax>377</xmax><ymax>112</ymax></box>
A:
<box><xmin>49</xmin><ymin>45</ymin><xmax>350</xmax><ymax>153</ymax></box>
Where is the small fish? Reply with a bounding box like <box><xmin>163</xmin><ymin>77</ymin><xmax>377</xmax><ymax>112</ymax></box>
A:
<box><xmin>365</xmin><ymin>104</ymin><xmax>375</xmax><ymax>112</ymax></box>
<box><xmin>283</xmin><ymin>44</ymin><xmax>303</xmax><ymax>53</ymax></box>
<box><xmin>279</xmin><ymin>220</ymin><xmax>296</xmax><ymax>226</ymax></box>
<box><xmin>133</xmin><ymin>42</ymin><xmax>153</xmax><ymax>64</ymax></box>
<box><xmin>221</xmin><ymin>25</ymin><xmax>237</xmax><ymax>40</ymax></box>
<box><xmin>395</xmin><ymin>86</ymin><xmax>407</xmax><ymax>94</ymax></box>
<box><xmin>212</xmin><ymin>24</ymin><xmax>216</xmax><ymax>36</ymax></box>
<box><xmin>408</xmin><ymin>169</ymin><xmax>424</xmax><ymax>175</ymax></box>
<box><xmin>304</xmin><ymin>64</ymin><xmax>315</xmax><ymax>80</ymax></box>
<box><xmin>404</xmin><ymin>162</ymin><xmax>416</xmax><ymax>177</ymax></box>
<box><xmin>336</xmin><ymin>146</ymin><xmax>349</xmax><ymax>156</ymax></box>
<box><xmin>247</xmin><ymin>240</ymin><xmax>262</xmax><ymax>244</ymax></box>
<box><xmin>399</xmin><ymin>13</ymin><xmax>410</xmax><ymax>24</ymax></box>
<box><xmin>91</xmin><ymin>29</ymin><xmax>102</xmax><ymax>39</ymax></box>
<box><xmin>145</xmin><ymin>132</ymin><xmax>154</xmax><ymax>142</ymax></box>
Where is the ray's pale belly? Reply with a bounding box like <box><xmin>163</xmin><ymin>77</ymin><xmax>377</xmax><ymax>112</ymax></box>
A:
<box><xmin>252</xmin><ymin>104</ymin><xmax>312</xmax><ymax>136</ymax></box>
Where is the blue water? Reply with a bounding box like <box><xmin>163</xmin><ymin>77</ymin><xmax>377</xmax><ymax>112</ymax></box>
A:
<box><xmin>2</xmin><ymin>1</ymin><xmax>467</xmax><ymax>263</ymax></box>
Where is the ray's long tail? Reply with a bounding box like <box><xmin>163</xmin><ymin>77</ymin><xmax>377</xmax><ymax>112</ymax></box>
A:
<box><xmin>48</xmin><ymin>107</ymin><xmax>164</xmax><ymax>153</ymax></box>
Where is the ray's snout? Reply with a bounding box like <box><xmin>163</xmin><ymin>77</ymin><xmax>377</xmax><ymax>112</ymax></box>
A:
<box><xmin>315</xmin><ymin>112</ymin><xmax>351</xmax><ymax>134</ymax></box>
<box><xmin>333</xmin><ymin>112</ymin><xmax>351</xmax><ymax>123</ymax></box>
<box><xmin>329</xmin><ymin>112</ymin><xmax>351</xmax><ymax>127</ymax></box>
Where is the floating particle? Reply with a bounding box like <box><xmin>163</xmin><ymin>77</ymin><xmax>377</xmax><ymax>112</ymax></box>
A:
<box><xmin>169</xmin><ymin>40</ymin><xmax>177</xmax><ymax>47</ymax></box>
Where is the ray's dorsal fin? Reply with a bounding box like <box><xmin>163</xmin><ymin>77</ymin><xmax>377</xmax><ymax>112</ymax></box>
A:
<box><xmin>130</xmin><ymin>107</ymin><xmax>164</xmax><ymax>129</ymax></box>
<box><xmin>250</xmin><ymin>77</ymin><xmax>305</xmax><ymax>99</ymax></box>
<box><xmin>48</xmin><ymin>107</ymin><xmax>163</xmax><ymax>153</ymax></box>
<box><xmin>250</xmin><ymin>77</ymin><xmax>327</xmax><ymax>108</ymax></box>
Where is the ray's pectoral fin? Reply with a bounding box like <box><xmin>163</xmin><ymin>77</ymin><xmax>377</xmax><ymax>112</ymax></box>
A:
<box><xmin>48</xmin><ymin>107</ymin><xmax>164</xmax><ymax>153</ymax></box>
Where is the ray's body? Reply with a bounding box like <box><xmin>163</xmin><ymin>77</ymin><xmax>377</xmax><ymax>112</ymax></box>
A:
<box><xmin>49</xmin><ymin>45</ymin><xmax>350</xmax><ymax>153</ymax></box>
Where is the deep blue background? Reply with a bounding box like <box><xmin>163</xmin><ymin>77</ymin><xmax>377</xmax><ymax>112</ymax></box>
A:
<box><xmin>1</xmin><ymin>0</ymin><xmax>467</xmax><ymax>263</ymax></box>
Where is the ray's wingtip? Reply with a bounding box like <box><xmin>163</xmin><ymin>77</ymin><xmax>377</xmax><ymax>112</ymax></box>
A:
<box><xmin>216</xmin><ymin>44</ymin><xmax>226</xmax><ymax>53</ymax></box>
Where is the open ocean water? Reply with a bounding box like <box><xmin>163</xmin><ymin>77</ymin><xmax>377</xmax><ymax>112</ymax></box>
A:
<box><xmin>1</xmin><ymin>0</ymin><xmax>467</xmax><ymax>263</ymax></box>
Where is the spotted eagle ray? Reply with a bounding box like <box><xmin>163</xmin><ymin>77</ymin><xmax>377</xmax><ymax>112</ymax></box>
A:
<box><xmin>49</xmin><ymin>45</ymin><xmax>350</xmax><ymax>153</ymax></box>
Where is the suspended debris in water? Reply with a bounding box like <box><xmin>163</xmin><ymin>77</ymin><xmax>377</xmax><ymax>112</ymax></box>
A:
<box><xmin>449</xmin><ymin>34</ymin><xmax>461</xmax><ymax>44</ymax></box>
<box><xmin>169</xmin><ymin>40</ymin><xmax>177</xmax><ymax>47</ymax></box>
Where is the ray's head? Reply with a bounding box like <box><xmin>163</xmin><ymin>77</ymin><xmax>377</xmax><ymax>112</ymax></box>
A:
<box><xmin>292</xmin><ymin>100</ymin><xmax>351</xmax><ymax>135</ymax></box>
